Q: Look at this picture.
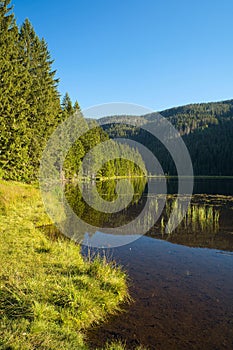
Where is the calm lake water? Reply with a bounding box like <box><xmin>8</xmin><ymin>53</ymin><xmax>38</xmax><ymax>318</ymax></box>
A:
<box><xmin>163</xmin><ymin>177</ymin><xmax>233</xmax><ymax>195</ymax></box>
<box><xmin>48</xmin><ymin>178</ymin><xmax>233</xmax><ymax>349</ymax></box>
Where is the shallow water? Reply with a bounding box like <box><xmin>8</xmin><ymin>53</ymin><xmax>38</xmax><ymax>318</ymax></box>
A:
<box><xmin>47</xmin><ymin>177</ymin><xmax>233</xmax><ymax>349</ymax></box>
<box><xmin>84</xmin><ymin>237</ymin><xmax>233</xmax><ymax>349</ymax></box>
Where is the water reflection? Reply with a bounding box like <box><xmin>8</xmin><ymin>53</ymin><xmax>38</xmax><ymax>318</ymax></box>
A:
<box><xmin>158</xmin><ymin>199</ymin><xmax>220</xmax><ymax>234</ymax></box>
<box><xmin>65</xmin><ymin>178</ymin><xmax>147</xmax><ymax>228</ymax></box>
<box><xmin>62</xmin><ymin>178</ymin><xmax>233</xmax><ymax>251</ymax></box>
<box><xmin>39</xmin><ymin>178</ymin><xmax>233</xmax><ymax>349</ymax></box>
<box><xmin>163</xmin><ymin>177</ymin><xmax>233</xmax><ymax>195</ymax></box>
<box><xmin>63</xmin><ymin>178</ymin><xmax>151</xmax><ymax>246</ymax></box>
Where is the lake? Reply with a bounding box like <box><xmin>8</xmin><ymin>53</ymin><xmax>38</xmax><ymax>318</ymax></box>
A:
<box><xmin>47</xmin><ymin>177</ymin><xmax>233</xmax><ymax>349</ymax></box>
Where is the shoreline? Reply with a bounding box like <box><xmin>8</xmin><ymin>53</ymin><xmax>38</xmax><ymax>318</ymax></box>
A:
<box><xmin>0</xmin><ymin>180</ymin><xmax>131</xmax><ymax>350</ymax></box>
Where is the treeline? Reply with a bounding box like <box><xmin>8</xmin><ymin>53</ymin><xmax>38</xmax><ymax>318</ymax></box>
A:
<box><xmin>63</xmin><ymin>98</ymin><xmax>146</xmax><ymax>179</ymax></box>
<box><xmin>99</xmin><ymin>100</ymin><xmax>233</xmax><ymax>176</ymax></box>
<box><xmin>0</xmin><ymin>1</ymin><xmax>146</xmax><ymax>182</ymax></box>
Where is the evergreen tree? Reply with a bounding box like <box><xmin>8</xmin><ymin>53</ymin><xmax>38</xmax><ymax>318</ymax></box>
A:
<box><xmin>0</xmin><ymin>2</ymin><xmax>146</xmax><ymax>182</ymax></box>
<box><xmin>62</xmin><ymin>94</ymin><xmax>86</xmax><ymax>178</ymax></box>
<box><xmin>0</xmin><ymin>0</ymin><xmax>31</xmax><ymax>180</ymax></box>
<box><xmin>73</xmin><ymin>100</ymin><xmax>81</xmax><ymax>112</ymax></box>
<box><xmin>62</xmin><ymin>92</ymin><xmax>73</xmax><ymax>116</ymax></box>
<box><xmin>18</xmin><ymin>19</ymin><xmax>62</xmax><ymax>179</ymax></box>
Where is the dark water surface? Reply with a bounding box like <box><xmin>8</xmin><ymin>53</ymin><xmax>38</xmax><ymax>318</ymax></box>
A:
<box><xmin>84</xmin><ymin>238</ymin><xmax>233</xmax><ymax>349</ymax></box>
<box><xmin>165</xmin><ymin>177</ymin><xmax>233</xmax><ymax>195</ymax></box>
<box><xmin>68</xmin><ymin>178</ymin><xmax>233</xmax><ymax>349</ymax></box>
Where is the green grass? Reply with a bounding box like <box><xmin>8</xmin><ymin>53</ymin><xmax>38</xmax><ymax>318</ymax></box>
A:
<box><xmin>0</xmin><ymin>181</ymin><xmax>138</xmax><ymax>350</ymax></box>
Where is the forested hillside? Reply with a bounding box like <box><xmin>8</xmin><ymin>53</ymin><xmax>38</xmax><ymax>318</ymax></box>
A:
<box><xmin>0</xmin><ymin>1</ymin><xmax>62</xmax><ymax>181</ymax></box>
<box><xmin>98</xmin><ymin>100</ymin><xmax>233</xmax><ymax>176</ymax></box>
<box><xmin>0</xmin><ymin>1</ymin><xmax>145</xmax><ymax>182</ymax></box>
<box><xmin>1</xmin><ymin>0</ymin><xmax>232</xmax><ymax>180</ymax></box>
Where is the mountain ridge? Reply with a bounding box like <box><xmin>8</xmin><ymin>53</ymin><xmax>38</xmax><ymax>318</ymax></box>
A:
<box><xmin>94</xmin><ymin>99</ymin><xmax>233</xmax><ymax>176</ymax></box>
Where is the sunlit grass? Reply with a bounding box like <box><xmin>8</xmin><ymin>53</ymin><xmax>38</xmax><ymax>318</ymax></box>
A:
<box><xmin>0</xmin><ymin>181</ymin><xmax>131</xmax><ymax>350</ymax></box>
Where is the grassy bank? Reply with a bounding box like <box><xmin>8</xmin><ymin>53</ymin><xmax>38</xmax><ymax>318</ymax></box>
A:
<box><xmin>0</xmin><ymin>181</ymin><xmax>136</xmax><ymax>350</ymax></box>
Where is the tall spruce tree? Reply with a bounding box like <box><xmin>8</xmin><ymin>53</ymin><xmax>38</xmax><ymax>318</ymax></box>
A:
<box><xmin>0</xmin><ymin>2</ymin><xmax>146</xmax><ymax>182</ymax></box>
<box><xmin>0</xmin><ymin>3</ymin><xmax>62</xmax><ymax>181</ymax></box>
<box><xmin>62</xmin><ymin>93</ymin><xmax>86</xmax><ymax>178</ymax></box>
<box><xmin>62</xmin><ymin>92</ymin><xmax>74</xmax><ymax>116</ymax></box>
<box><xmin>18</xmin><ymin>19</ymin><xmax>62</xmax><ymax>180</ymax></box>
<box><xmin>0</xmin><ymin>0</ymin><xmax>31</xmax><ymax>180</ymax></box>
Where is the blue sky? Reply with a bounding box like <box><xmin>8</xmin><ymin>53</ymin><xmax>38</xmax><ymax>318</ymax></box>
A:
<box><xmin>13</xmin><ymin>0</ymin><xmax>233</xmax><ymax>112</ymax></box>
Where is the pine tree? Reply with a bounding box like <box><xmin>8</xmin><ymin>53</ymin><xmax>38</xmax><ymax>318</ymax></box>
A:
<box><xmin>73</xmin><ymin>100</ymin><xmax>81</xmax><ymax>112</ymax></box>
<box><xmin>18</xmin><ymin>19</ymin><xmax>62</xmax><ymax>180</ymax></box>
<box><xmin>62</xmin><ymin>92</ymin><xmax>73</xmax><ymax>116</ymax></box>
<box><xmin>0</xmin><ymin>2</ymin><xmax>146</xmax><ymax>182</ymax></box>
<box><xmin>0</xmin><ymin>0</ymin><xmax>31</xmax><ymax>180</ymax></box>
<box><xmin>62</xmin><ymin>94</ymin><xmax>86</xmax><ymax>178</ymax></box>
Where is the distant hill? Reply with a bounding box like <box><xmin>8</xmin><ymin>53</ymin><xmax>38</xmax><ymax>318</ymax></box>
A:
<box><xmin>95</xmin><ymin>99</ymin><xmax>233</xmax><ymax>176</ymax></box>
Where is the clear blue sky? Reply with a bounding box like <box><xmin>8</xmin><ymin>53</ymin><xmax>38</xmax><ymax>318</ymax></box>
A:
<box><xmin>13</xmin><ymin>0</ymin><xmax>233</xmax><ymax>112</ymax></box>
